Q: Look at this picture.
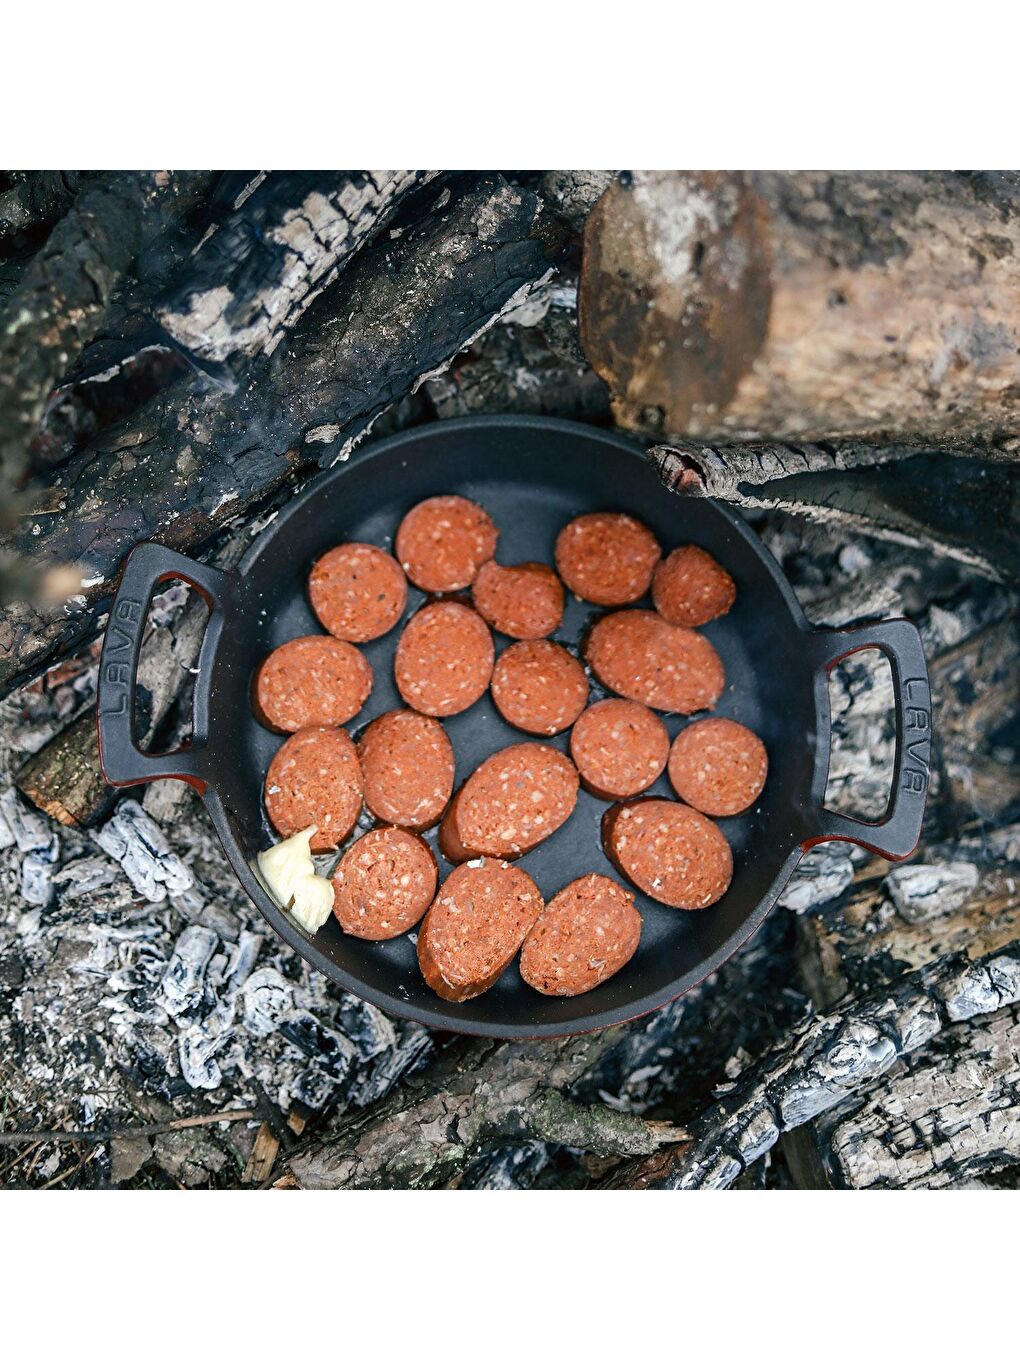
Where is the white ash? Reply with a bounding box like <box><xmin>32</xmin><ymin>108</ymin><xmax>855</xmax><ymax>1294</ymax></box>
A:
<box><xmin>92</xmin><ymin>800</ymin><xmax>194</xmax><ymax>903</ymax></box>
<box><xmin>780</xmin><ymin>843</ymin><xmax>856</xmax><ymax>915</ymax></box>
<box><xmin>886</xmin><ymin>861</ymin><xmax>981</xmax><ymax>923</ymax></box>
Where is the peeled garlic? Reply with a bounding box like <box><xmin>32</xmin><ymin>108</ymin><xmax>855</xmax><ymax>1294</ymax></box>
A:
<box><xmin>257</xmin><ymin>826</ymin><xmax>334</xmax><ymax>933</ymax></box>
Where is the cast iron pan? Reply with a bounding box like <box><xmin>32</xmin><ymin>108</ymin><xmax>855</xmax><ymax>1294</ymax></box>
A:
<box><xmin>97</xmin><ymin>415</ymin><xmax>932</xmax><ymax>1038</ymax></box>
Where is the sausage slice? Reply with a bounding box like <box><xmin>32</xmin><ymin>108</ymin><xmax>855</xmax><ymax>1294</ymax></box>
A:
<box><xmin>395</xmin><ymin>494</ymin><xmax>498</xmax><ymax>592</ymax></box>
<box><xmin>520</xmin><ymin>874</ymin><xmax>641</xmax><ymax>996</ymax></box>
<box><xmin>555</xmin><ymin>512</ymin><xmax>660</xmax><ymax>606</ymax></box>
<box><xmin>417</xmin><ymin>858</ymin><xmax>543</xmax><ymax>1002</ymax></box>
<box><xmin>309</xmin><ymin>542</ymin><xmax>407</xmax><ymax>642</ymax></box>
<box><xmin>264</xmin><ymin>728</ymin><xmax>364</xmax><ymax>853</ymax></box>
<box><xmin>490</xmin><ymin>640</ymin><xmax>588</xmax><ymax>736</ymax></box>
<box><xmin>253</xmin><ymin>635</ymin><xmax>372</xmax><ymax>733</ymax></box>
<box><xmin>569</xmin><ymin>698</ymin><xmax>669</xmax><ymax>800</ymax></box>
<box><xmin>602</xmin><ymin>798</ymin><xmax>733</xmax><ymax>909</ymax></box>
<box><xmin>356</xmin><ymin>709</ymin><xmax>455</xmax><ymax>830</ymax></box>
<box><xmin>652</xmin><ymin>545</ymin><xmax>736</xmax><ymax>628</ymax></box>
<box><xmin>332</xmin><ymin>826</ymin><xmax>438</xmax><ymax>940</ymax></box>
<box><xmin>585</xmin><ymin>610</ymin><xmax>724</xmax><ymax>713</ymax></box>
<box><xmin>471</xmin><ymin>560</ymin><xmax>564</xmax><ymax>639</ymax></box>
<box><xmin>439</xmin><ymin>743</ymin><xmax>579</xmax><ymax>863</ymax></box>
<box><xmin>394</xmin><ymin>601</ymin><xmax>494</xmax><ymax>717</ymax></box>
<box><xmin>667</xmin><ymin>717</ymin><xmax>767</xmax><ymax>817</ymax></box>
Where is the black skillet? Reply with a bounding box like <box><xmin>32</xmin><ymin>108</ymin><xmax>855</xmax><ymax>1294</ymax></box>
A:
<box><xmin>97</xmin><ymin>415</ymin><xmax>932</xmax><ymax>1038</ymax></box>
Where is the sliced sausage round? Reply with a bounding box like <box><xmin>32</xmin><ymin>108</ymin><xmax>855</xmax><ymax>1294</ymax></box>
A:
<box><xmin>490</xmin><ymin>640</ymin><xmax>588</xmax><ymax>736</ymax></box>
<box><xmin>417</xmin><ymin>858</ymin><xmax>543</xmax><ymax>1002</ymax></box>
<box><xmin>331</xmin><ymin>826</ymin><xmax>438</xmax><ymax>940</ymax></box>
<box><xmin>394</xmin><ymin>601</ymin><xmax>494</xmax><ymax>717</ymax></box>
<box><xmin>653</xmin><ymin>544</ymin><xmax>736</xmax><ymax>628</ymax></box>
<box><xmin>253</xmin><ymin>635</ymin><xmax>372</xmax><ymax>733</ymax></box>
<box><xmin>585</xmin><ymin>609</ymin><xmax>724</xmax><ymax>714</ymax></box>
<box><xmin>667</xmin><ymin>717</ymin><xmax>767</xmax><ymax>817</ymax></box>
<box><xmin>309</xmin><ymin>542</ymin><xmax>407</xmax><ymax>642</ymax></box>
<box><xmin>356</xmin><ymin>709</ymin><xmax>455</xmax><ymax>830</ymax></box>
<box><xmin>602</xmin><ymin>798</ymin><xmax>733</xmax><ymax>909</ymax></box>
<box><xmin>555</xmin><ymin>512</ymin><xmax>660</xmax><ymax>606</ymax></box>
<box><xmin>439</xmin><ymin>743</ymin><xmax>579</xmax><ymax>863</ymax></box>
<box><xmin>520</xmin><ymin>873</ymin><xmax>641</xmax><ymax>997</ymax></box>
<box><xmin>395</xmin><ymin>494</ymin><xmax>498</xmax><ymax>592</ymax></box>
<box><xmin>471</xmin><ymin>560</ymin><xmax>564</xmax><ymax>639</ymax></box>
<box><xmin>264</xmin><ymin>728</ymin><xmax>364</xmax><ymax>854</ymax></box>
<box><xmin>569</xmin><ymin>698</ymin><xmax>669</xmax><ymax>800</ymax></box>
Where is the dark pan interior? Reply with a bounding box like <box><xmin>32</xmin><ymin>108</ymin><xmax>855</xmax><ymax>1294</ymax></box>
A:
<box><xmin>198</xmin><ymin>417</ymin><xmax>821</xmax><ymax>1036</ymax></box>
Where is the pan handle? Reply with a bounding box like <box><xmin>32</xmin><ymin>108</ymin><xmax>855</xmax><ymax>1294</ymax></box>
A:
<box><xmin>804</xmin><ymin>618</ymin><xmax>931</xmax><ymax>861</ymax></box>
<box><xmin>97</xmin><ymin>542</ymin><xmax>234</xmax><ymax>794</ymax></box>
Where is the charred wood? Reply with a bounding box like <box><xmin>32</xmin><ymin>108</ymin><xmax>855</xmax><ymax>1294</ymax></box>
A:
<box><xmin>581</xmin><ymin>170</ymin><xmax>1020</xmax><ymax>450</ymax></box>
<box><xmin>0</xmin><ymin>172</ymin><xmax>92</xmax><ymax>252</ymax></box>
<box><xmin>0</xmin><ymin>171</ymin><xmax>214</xmax><ymax>517</ymax></box>
<box><xmin>607</xmin><ymin>943</ymin><xmax>1020</xmax><ymax>1188</ymax></box>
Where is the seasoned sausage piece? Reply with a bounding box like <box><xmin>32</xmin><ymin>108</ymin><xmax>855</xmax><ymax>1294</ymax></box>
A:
<box><xmin>356</xmin><ymin>709</ymin><xmax>455</xmax><ymax>830</ymax></box>
<box><xmin>253</xmin><ymin>635</ymin><xmax>372</xmax><ymax>732</ymax></box>
<box><xmin>652</xmin><ymin>545</ymin><xmax>736</xmax><ymax>628</ymax></box>
<box><xmin>417</xmin><ymin>858</ymin><xmax>543</xmax><ymax>1002</ymax></box>
<box><xmin>569</xmin><ymin>698</ymin><xmax>669</xmax><ymax>800</ymax></box>
<box><xmin>439</xmin><ymin>743</ymin><xmax>579</xmax><ymax>863</ymax></box>
<box><xmin>395</xmin><ymin>494</ymin><xmax>498</xmax><ymax>592</ymax></box>
<box><xmin>309</xmin><ymin>542</ymin><xmax>408</xmax><ymax>642</ymax></box>
<box><xmin>471</xmin><ymin>560</ymin><xmax>564</xmax><ymax>639</ymax></box>
<box><xmin>394</xmin><ymin>601</ymin><xmax>494</xmax><ymax>717</ymax></box>
<box><xmin>264</xmin><ymin>728</ymin><xmax>364</xmax><ymax>854</ymax></box>
<box><xmin>602</xmin><ymin>798</ymin><xmax>733</xmax><ymax>909</ymax></box>
<box><xmin>331</xmin><ymin>826</ymin><xmax>438</xmax><ymax>940</ymax></box>
<box><xmin>520</xmin><ymin>873</ymin><xmax>641</xmax><ymax>997</ymax></box>
<box><xmin>555</xmin><ymin>512</ymin><xmax>660</xmax><ymax>606</ymax></box>
<box><xmin>667</xmin><ymin>717</ymin><xmax>767</xmax><ymax>817</ymax></box>
<box><xmin>490</xmin><ymin>640</ymin><xmax>588</xmax><ymax>736</ymax></box>
<box><xmin>585</xmin><ymin>610</ymin><xmax>724</xmax><ymax>714</ymax></box>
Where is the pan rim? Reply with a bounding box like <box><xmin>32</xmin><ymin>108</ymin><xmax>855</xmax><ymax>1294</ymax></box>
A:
<box><xmin>200</xmin><ymin>414</ymin><xmax>814</xmax><ymax>1038</ymax></box>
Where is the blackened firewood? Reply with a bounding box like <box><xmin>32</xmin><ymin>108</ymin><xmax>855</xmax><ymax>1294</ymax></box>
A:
<box><xmin>0</xmin><ymin>171</ymin><xmax>215</xmax><ymax>517</ymax></box>
<box><xmin>606</xmin><ymin>942</ymin><xmax>1020</xmax><ymax>1189</ymax></box>
<box><xmin>153</xmin><ymin>170</ymin><xmax>437</xmax><ymax>375</ymax></box>
<box><xmin>581</xmin><ymin>171</ymin><xmax>1020</xmax><ymax>450</ymax></box>
<box><xmin>0</xmin><ymin>175</ymin><xmax>562</xmax><ymax>697</ymax></box>
<box><xmin>0</xmin><ymin>172</ymin><xmax>91</xmax><ymax>251</ymax></box>
<box><xmin>785</xmin><ymin>1003</ymin><xmax>1020</xmax><ymax>1188</ymax></box>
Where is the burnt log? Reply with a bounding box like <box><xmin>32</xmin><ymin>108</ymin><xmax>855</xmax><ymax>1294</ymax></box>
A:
<box><xmin>0</xmin><ymin>172</ymin><xmax>92</xmax><ymax>251</ymax></box>
<box><xmin>651</xmin><ymin>442</ymin><xmax>1020</xmax><ymax>583</ymax></box>
<box><xmin>153</xmin><ymin>170</ymin><xmax>437</xmax><ymax>376</ymax></box>
<box><xmin>0</xmin><ymin>176</ymin><xmax>561</xmax><ymax>697</ymax></box>
<box><xmin>607</xmin><ymin>943</ymin><xmax>1020</xmax><ymax>1189</ymax></box>
<box><xmin>784</xmin><ymin>1004</ymin><xmax>1020</xmax><ymax>1188</ymax></box>
<box><xmin>0</xmin><ymin>171</ymin><xmax>214</xmax><ymax>515</ymax></box>
<box><xmin>580</xmin><ymin>171</ymin><xmax>1020</xmax><ymax>450</ymax></box>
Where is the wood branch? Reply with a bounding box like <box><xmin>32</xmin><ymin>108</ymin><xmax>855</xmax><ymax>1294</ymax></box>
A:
<box><xmin>580</xmin><ymin>170</ymin><xmax>1020</xmax><ymax>450</ymax></box>
<box><xmin>606</xmin><ymin>942</ymin><xmax>1020</xmax><ymax>1189</ymax></box>
<box><xmin>0</xmin><ymin>175</ymin><xmax>562</xmax><ymax>698</ymax></box>
<box><xmin>784</xmin><ymin>1004</ymin><xmax>1020</xmax><ymax>1188</ymax></box>
<box><xmin>650</xmin><ymin>442</ymin><xmax>1020</xmax><ymax>582</ymax></box>
<box><xmin>0</xmin><ymin>171</ymin><xmax>214</xmax><ymax>514</ymax></box>
<box><xmin>287</xmin><ymin>1028</ymin><xmax>687</xmax><ymax>1189</ymax></box>
<box><xmin>153</xmin><ymin>170</ymin><xmax>437</xmax><ymax>375</ymax></box>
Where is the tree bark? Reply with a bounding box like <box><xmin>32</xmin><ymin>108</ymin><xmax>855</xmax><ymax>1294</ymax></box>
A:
<box><xmin>580</xmin><ymin>170</ymin><xmax>1020</xmax><ymax>450</ymax></box>
<box><xmin>0</xmin><ymin>176</ymin><xmax>562</xmax><ymax>698</ymax></box>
